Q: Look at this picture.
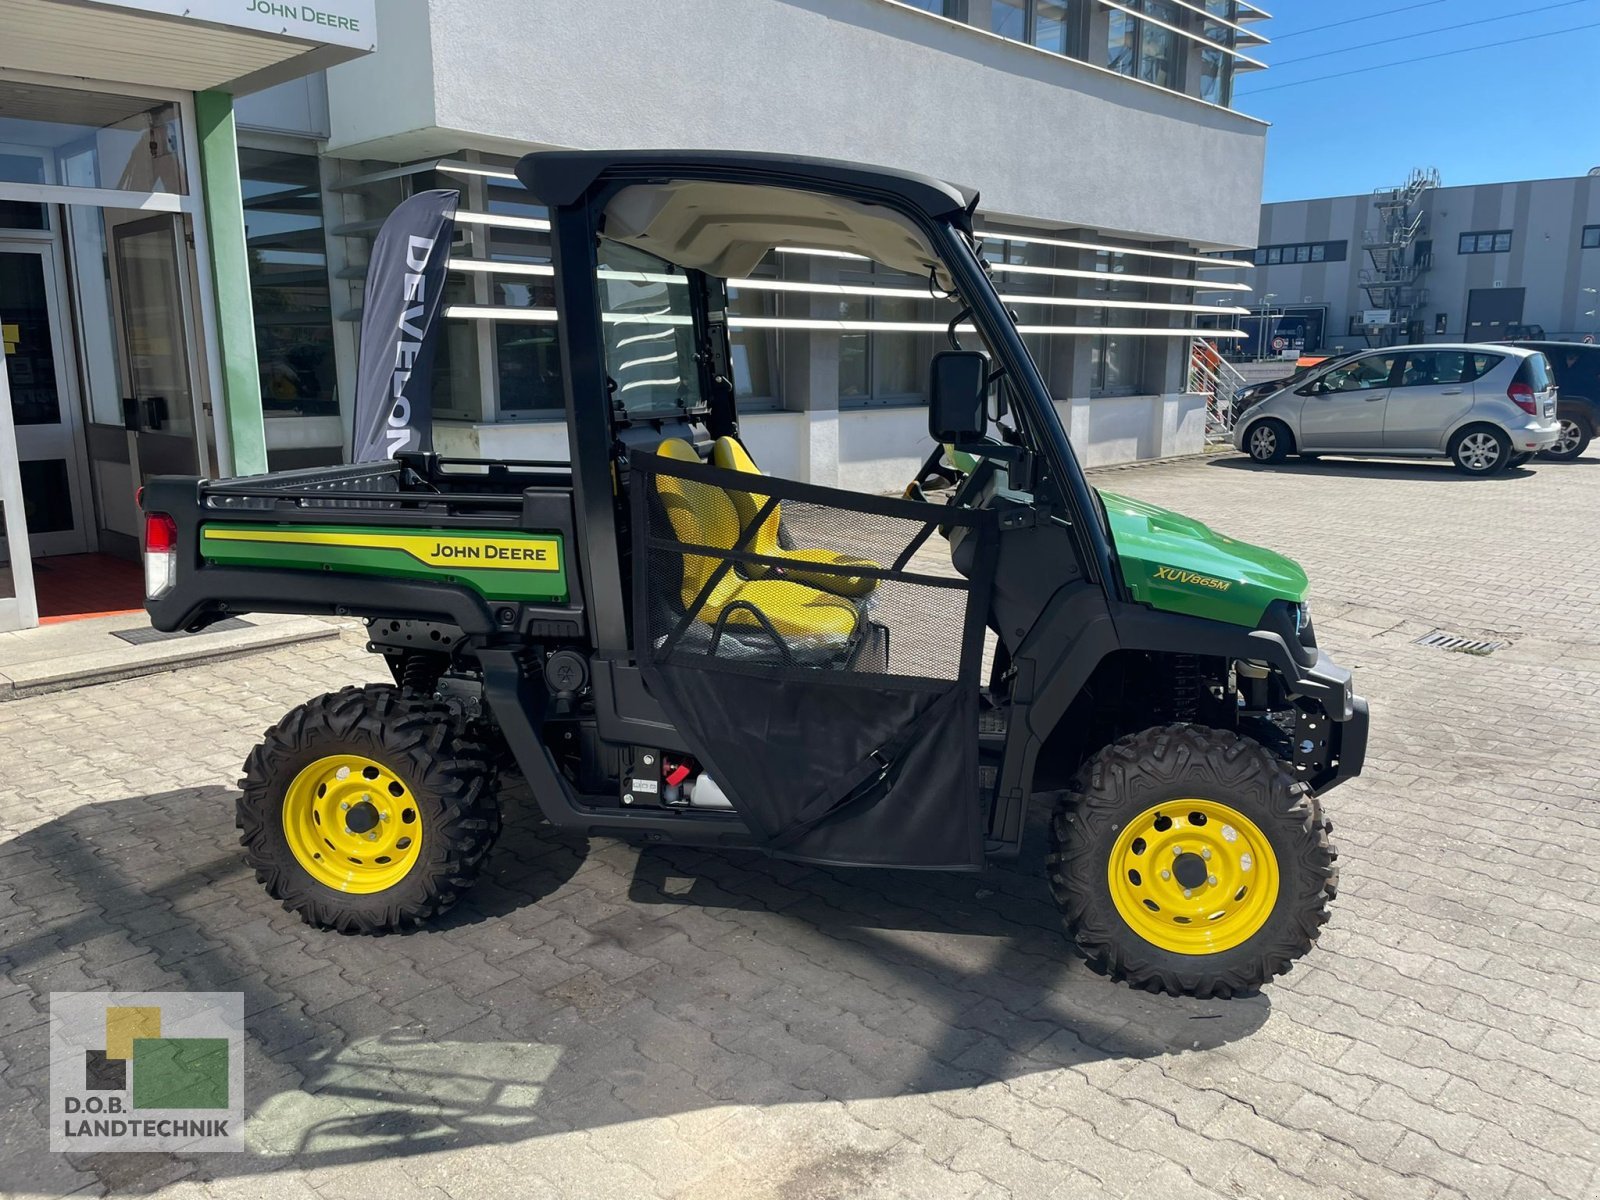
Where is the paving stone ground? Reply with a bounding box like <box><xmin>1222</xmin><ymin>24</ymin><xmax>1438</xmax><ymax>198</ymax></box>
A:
<box><xmin>2</xmin><ymin>451</ymin><xmax>1597</xmax><ymax>1199</ymax></box>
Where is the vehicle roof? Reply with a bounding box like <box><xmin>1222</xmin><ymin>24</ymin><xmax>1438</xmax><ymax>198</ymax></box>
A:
<box><xmin>1347</xmin><ymin>342</ymin><xmax>1538</xmax><ymax>357</ymax></box>
<box><xmin>515</xmin><ymin>149</ymin><xmax>976</xmax><ymax>223</ymax></box>
<box><xmin>1508</xmin><ymin>340</ymin><xmax>1597</xmax><ymax>354</ymax></box>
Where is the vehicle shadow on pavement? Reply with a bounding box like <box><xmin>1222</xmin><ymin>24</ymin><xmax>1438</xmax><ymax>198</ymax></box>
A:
<box><xmin>1</xmin><ymin>785</ymin><xmax>1269</xmax><ymax>1193</ymax></box>
<box><xmin>1209</xmin><ymin>454</ymin><xmax>1539</xmax><ymax>482</ymax></box>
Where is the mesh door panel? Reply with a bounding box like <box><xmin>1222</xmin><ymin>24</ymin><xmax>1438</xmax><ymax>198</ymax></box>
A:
<box><xmin>629</xmin><ymin>452</ymin><xmax>997</xmax><ymax>866</ymax></box>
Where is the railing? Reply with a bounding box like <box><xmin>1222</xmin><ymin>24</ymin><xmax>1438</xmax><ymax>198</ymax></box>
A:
<box><xmin>1188</xmin><ymin>338</ymin><xmax>1250</xmax><ymax>444</ymax></box>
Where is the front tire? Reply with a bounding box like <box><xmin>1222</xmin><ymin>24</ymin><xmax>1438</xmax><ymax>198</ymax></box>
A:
<box><xmin>1047</xmin><ymin>724</ymin><xmax>1336</xmax><ymax>999</ymax></box>
<box><xmin>1245</xmin><ymin>419</ymin><xmax>1292</xmax><ymax>463</ymax></box>
<box><xmin>1449</xmin><ymin>425</ymin><xmax>1509</xmax><ymax>475</ymax></box>
<box><xmin>239</xmin><ymin>684</ymin><xmax>501</xmax><ymax>933</ymax></box>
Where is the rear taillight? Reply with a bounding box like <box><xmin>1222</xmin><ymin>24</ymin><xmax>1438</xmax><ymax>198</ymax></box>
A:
<box><xmin>1507</xmin><ymin>381</ymin><xmax>1537</xmax><ymax>415</ymax></box>
<box><xmin>144</xmin><ymin>512</ymin><xmax>178</xmax><ymax>600</ymax></box>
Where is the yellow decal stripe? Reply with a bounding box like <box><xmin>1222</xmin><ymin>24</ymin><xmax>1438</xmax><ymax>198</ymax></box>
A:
<box><xmin>204</xmin><ymin>527</ymin><xmax>561</xmax><ymax>572</ymax></box>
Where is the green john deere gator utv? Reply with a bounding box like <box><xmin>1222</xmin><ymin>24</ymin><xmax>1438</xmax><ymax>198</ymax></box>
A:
<box><xmin>143</xmin><ymin>150</ymin><xmax>1366</xmax><ymax>998</ymax></box>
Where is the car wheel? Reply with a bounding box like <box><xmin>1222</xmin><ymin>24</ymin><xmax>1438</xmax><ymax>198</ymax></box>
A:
<box><xmin>1448</xmin><ymin>426</ymin><xmax>1510</xmax><ymax>475</ymax></box>
<box><xmin>1540</xmin><ymin>414</ymin><xmax>1591</xmax><ymax>461</ymax></box>
<box><xmin>1507</xmin><ymin>452</ymin><xmax>1534</xmax><ymax>468</ymax></box>
<box><xmin>1246</xmin><ymin>419</ymin><xmax>1292</xmax><ymax>463</ymax></box>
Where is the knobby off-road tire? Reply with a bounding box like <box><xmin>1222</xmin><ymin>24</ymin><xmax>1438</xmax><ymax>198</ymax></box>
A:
<box><xmin>1047</xmin><ymin>723</ymin><xmax>1337</xmax><ymax>999</ymax></box>
<box><xmin>239</xmin><ymin>683</ymin><xmax>501</xmax><ymax>933</ymax></box>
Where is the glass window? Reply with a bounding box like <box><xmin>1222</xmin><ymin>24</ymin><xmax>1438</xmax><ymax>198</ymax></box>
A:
<box><xmin>240</xmin><ymin>148</ymin><xmax>338</xmax><ymax>429</ymax></box>
<box><xmin>1322</xmin><ymin>355</ymin><xmax>1397</xmax><ymax>392</ymax></box>
<box><xmin>1198</xmin><ymin>47</ymin><xmax>1232</xmax><ymax>106</ymax></box>
<box><xmin>1583</xmin><ymin>225</ymin><xmax>1600</xmax><ymax>249</ymax></box>
<box><xmin>0</xmin><ymin>153</ymin><xmax>47</xmax><ymax>229</ymax></box>
<box><xmin>727</xmin><ymin>278</ymin><xmax>777</xmax><ymax>401</ymax></box>
<box><xmin>838</xmin><ymin>294</ymin><xmax>870</xmax><ymax>400</ymax></box>
<box><xmin>1032</xmin><ymin>0</ymin><xmax>1075</xmax><ymax>54</ymax></box>
<box><xmin>991</xmin><ymin>0</ymin><xmax>1027</xmax><ymax>39</ymax></box>
<box><xmin>1493</xmin><ymin>231</ymin><xmax>1512</xmax><ymax>252</ymax></box>
<box><xmin>0</xmin><ymin>80</ymin><xmax>185</xmax><ymax>195</ymax></box>
<box><xmin>495</xmin><ymin>323</ymin><xmax>562</xmax><ymax>415</ymax></box>
<box><xmin>1310</xmin><ymin>244</ymin><xmax>1326</xmax><ymax>262</ymax></box>
<box><xmin>1295</xmin><ymin>245</ymin><xmax>1311</xmax><ymax>263</ymax></box>
<box><xmin>1107</xmin><ymin>9</ymin><xmax>1137</xmax><ymax>74</ymax></box>
<box><xmin>1138</xmin><ymin>2</ymin><xmax>1181</xmax><ymax>89</ymax></box>
<box><xmin>1460</xmin><ymin>230</ymin><xmax>1512</xmax><ymax>254</ymax></box>
<box><xmin>598</xmin><ymin>240</ymin><xmax>702</xmax><ymax>419</ymax></box>
<box><xmin>1266</xmin><ymin>248</ymin><xmax>1281</xmax><ymax>264</ymax></box>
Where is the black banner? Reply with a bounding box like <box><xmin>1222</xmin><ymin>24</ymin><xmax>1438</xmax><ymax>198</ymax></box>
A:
<box><xmin>351</xmin><ymin>189</ymin><xmax>459</xmax><ymax>462</ymax></box>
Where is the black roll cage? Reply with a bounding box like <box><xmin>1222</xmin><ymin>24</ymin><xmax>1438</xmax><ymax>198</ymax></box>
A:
<box><xmin>517</xmin><ymin>149</ymin><xmax>1125</xmax><ymax>663</ymax></box>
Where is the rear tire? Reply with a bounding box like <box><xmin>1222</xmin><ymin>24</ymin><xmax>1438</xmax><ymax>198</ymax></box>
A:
<box><xmin>238</xmin><ymin>684</ymin><xmax>501</xmax><ymax>933</ymax></box>
<box><xmin>1507</xmin><ymin>452</ymin><xmax>1533</xmax><ymax>469</ymax></box>
<box><xmin>1449</xmin><ymin>425</ymin><xmax>1509</xmax><ymax>475</ymax></box>
<box><xmin>1541</xmin><ymin>413</ymin><xmax>1591</xmax><ymax>461</ymax></box>
<box><xmin>1047</xmin><ymin>724</ymin><xmax>1337</xmax><ymax>999</ymax></box>
<box><xmin>1245</xmin><ymin>419</ymin><xmax>1292</xmax><ymax>463</ymax></box>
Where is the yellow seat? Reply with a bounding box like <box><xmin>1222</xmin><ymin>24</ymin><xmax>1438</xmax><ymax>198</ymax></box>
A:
<box><xmin>654</xmin><ymin>439</ymin><xmax>860</xmax><ymax>643</ymax></box>
<box><xmin>710</xmin><ymin>436</ymin><xmax>880</xmax><ymax>597</ymax></box>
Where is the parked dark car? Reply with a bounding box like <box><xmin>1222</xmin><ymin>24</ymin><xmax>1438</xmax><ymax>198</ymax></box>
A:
<box><xmin>1509</xmin><ymin>341</ymin><xmax>1598</xmax><ymax>459</ymax></box>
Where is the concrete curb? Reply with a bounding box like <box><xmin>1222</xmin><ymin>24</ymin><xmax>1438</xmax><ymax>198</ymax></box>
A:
<box><xmin>0</xmin><ymin>615</ymin><xmax>343</xmax><ymax>702</ymax></box>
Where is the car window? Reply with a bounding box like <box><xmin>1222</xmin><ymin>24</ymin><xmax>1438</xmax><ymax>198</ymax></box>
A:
<box><xmin>1468</xmin><ymin>353</ymin><xmax>1503</xmax><ymax>381</ymax></box>
<box><xmin>1320</xmin><ymin>355</ymin><xmax>1398</xmax><ymax>392</ymax></box>
<box><xmin>1516</xmin><ymin>353</ymin><xmax>1553</xmax><ymax>393</ymax></box>
<box><xmin>1548</xmin><ymin>347</ymin><xmax>1599</xmax><ymax>391</ymax></box>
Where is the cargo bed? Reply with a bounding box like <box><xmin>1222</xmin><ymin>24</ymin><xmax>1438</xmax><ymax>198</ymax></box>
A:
<box><xmin>140</xmin><ymin>453</ymin><xmax>586</xmax><ymax>639</ymax></box>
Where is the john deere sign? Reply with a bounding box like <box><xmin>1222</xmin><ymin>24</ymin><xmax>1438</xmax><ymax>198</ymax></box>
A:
<box><xmin>88</xmin><ymin>0</ymin><xmax>376</xmax><ymax>50</ymax></box>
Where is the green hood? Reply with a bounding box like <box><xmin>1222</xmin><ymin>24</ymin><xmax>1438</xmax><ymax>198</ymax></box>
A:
<box><xmin>1099</xmin><ymin>490</ymin><xmax>1309</xmax><ymax>628</ymax></box>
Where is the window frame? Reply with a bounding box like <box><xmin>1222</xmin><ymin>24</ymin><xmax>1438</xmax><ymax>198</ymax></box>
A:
<box><xmin>988</xmin><ymin>0</ymin><xmax>1087</xmax><ymax>57</ymax></box>
<box><xmin>1457</xmin><ymin>229</ymin><xmax>1514</xmax><ymax>255</ymax></box>
<box><xmin>1581</xmin><ymin>225</ymin><xmax>1600</xmax><ymax>250</ymax></box>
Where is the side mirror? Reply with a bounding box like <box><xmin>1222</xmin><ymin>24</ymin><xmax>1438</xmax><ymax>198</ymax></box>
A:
<box><xmin>929</xmin><ymin>350</ymin><xmax>988</xmax><ymax>445</ymax></box>
<box><xmin>1296</xmin><ymin>380</ymin><xmax>1325</xmax><ymax>396</ymax></box>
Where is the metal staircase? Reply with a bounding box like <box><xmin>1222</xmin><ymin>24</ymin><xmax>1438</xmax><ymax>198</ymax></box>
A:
<box><xmin>1358</xmin><ymin>168</ymin><xmax>1439</xmax><ymax>346</ymax></box>
<box><xmin>1189</xmin><ymin>339</ymin><xmax>1251</xmax><ymax>444</ymax></box>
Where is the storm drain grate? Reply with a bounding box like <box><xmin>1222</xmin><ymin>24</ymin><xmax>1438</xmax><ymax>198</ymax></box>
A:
<box><xmin>112</xmin><ymin>618</ymin><xmax>253</xmax><ymax>645</ymax></box>
<box><xmin>1413</xmin><ymin>630</ymin><xmax>1505</xmax><ymax>655</ymax></box>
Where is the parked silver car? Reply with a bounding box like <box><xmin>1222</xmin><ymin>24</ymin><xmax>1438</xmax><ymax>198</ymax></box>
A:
<box><xmin>1231</xmin><ymin>343</ymin><xmax>1561</xmax><ymax>475</ymax></box>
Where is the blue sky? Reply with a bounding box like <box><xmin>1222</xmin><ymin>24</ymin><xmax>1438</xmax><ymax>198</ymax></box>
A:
<box><xmin>1237</xmin><ymin>0</ymin><xmax>1600</xmax><ymax>202</ymax></box>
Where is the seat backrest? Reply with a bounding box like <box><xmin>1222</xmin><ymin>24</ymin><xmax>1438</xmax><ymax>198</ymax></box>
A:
<box><xmin>654</xmin><ymin>438</ymin><xmax>740</xmax><ymax>601</ymax></box>
<box><xmin>711</xmin><ymin>436</ymin><xmax>781</xmax><ymax>555</ymax></box>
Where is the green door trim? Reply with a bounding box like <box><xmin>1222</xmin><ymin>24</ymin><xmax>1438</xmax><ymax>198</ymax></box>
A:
<box><xmin>194</xmin><ymin>89</ymin><xmax>266</xmax><ymax>477</ymax></box>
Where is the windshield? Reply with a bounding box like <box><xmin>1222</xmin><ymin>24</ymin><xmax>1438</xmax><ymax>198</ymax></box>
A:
<box><xmin>596</xmin><ymin>240</ymin><xmax>704</xmax><ymax>419</ymax></box>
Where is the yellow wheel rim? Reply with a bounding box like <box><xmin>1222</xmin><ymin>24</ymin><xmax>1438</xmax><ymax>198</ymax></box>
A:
<box><xmin>1107</xmin><ymin>799</ymin><xmax>1280</xmax><ymax>955</ymax></box>
<box><xmin>282</xmin><ymin>754</ymin><xmax>422</xmax><ymax>894</ymax></box>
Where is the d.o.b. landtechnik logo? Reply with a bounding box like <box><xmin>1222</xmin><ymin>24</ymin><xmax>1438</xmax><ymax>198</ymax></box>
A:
<box><xmin>49</xmin><ymin>991</ymin><xmax>244</xmax><ymax>1152</ymax></box>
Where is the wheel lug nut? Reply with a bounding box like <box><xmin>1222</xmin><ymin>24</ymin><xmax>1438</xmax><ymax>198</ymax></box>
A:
<box><xmin>1183</xmin><ymin>888</ymin><xmax>1193</xmax><ymax>899</ymax></box>
<box><xmin>1160</xmin><ymin>869</ymin><xmax>1171</xmax><ymax>880</ymax></box>
<box><xmin>366</xmin><ymin>832</ymin><xmax>378</xmax><ymax>842</ymax></box>
<box><xmin>340</xmin><ymin>801</ymin><xmax>350</xmax><ymax>811</ymax></box>
<box><xmin>1208</xmin><ymin>874</ymin><xmax>1218</xmax><ymax>886</ymax></box>
<box><xmin>1201</xmin><ymin>848</ymin><xmax>1211</xmax><ymax>860</ymax></box>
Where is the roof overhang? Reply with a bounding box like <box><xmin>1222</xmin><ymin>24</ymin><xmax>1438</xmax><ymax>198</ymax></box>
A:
<box><xmin>0</xmin><ymin>0</ymin><xmax>375</xmax><ymax>95</ymax></box>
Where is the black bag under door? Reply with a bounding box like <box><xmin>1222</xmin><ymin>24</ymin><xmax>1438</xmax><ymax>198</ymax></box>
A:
<box><xmin>631</xmin><ymin>452</ymin><xmax>997</xmax><ymax>868</ymax></box>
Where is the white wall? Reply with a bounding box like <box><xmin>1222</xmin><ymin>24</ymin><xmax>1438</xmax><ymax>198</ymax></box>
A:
<box><xmin>326</xmin><ymin>0</ymin><xmax>1267</xmax><ymax>248</ymax></box>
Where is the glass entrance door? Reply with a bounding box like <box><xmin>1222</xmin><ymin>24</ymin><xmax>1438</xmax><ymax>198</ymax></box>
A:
<box><xmin>0</xmin><ymin>242</ymin><xmax>94</xmax><ymax>557</ymax></box>
<box><xmin>111</xmin><ymin>214</ymin><xmax>201</xmax><ymax>483</ymax></box>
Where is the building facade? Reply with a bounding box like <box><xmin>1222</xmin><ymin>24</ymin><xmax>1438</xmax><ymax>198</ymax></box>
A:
<box><xmin>1209</xmin><ymin>172</ymin><xmax>1600</xmax><ymax>357</ymax></box>
<box><xmin>0</xmin><ymin>0</ymin><xmax>374</xmax><ymax>631</ymax></box>
<box><xmin>2</xmin><ymin>0</ymin><xmax>1269</xmax><ymax>632</ymax></box>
